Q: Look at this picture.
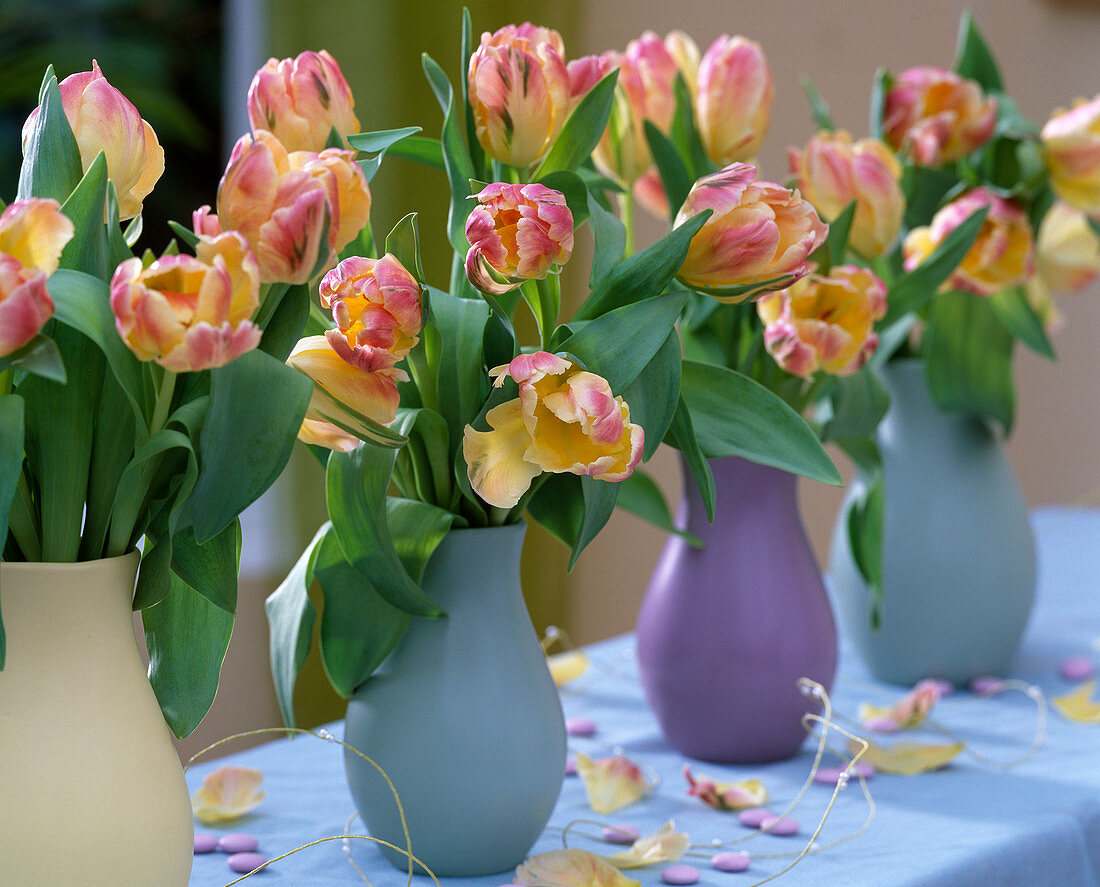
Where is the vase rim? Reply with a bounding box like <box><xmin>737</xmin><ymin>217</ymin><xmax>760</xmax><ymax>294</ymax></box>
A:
<box><xmin>444</xmin><ymin>520</ymin><xmax>526</xmax><ymax>538</ymax></box>
<box><xmin>0</xmin><ymin>550</ymin><xmax>140</xmax><ymax>573</ymax></box>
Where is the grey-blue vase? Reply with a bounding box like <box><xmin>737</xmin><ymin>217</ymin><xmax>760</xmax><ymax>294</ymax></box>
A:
<box><xmin>343</xmin><ymin>522</ymin><xmax>566</xmax><ymax>876</ymax></box>
<box><xmin>829</xmin><ymin>360</ymin><xmax>1036</xmax><ymax>685</ymax></box>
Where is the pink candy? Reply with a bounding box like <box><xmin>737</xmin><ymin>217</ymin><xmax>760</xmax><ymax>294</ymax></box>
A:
<box><xmin>1060</xmin><ymin>655</ymin><xmax>1095</xmax><ymax>682</ymax></box>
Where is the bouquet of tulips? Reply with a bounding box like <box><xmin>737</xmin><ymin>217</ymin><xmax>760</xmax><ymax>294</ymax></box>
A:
<box><xmin>786</xmin><ymin>14</ymin><xmax>1100</xmax><ymax>604</ymax></box>
<box><xmin>0</xmin><ymin>53</ymin><xmax>385</xmax><ymax>736</ymax></box>
<box><xmin>265</xmin><ymin>16</ymin><xmax>844</xmax><ymax>725</ymax></box>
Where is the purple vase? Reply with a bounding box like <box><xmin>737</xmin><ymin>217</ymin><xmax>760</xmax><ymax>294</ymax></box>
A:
<box><xmin>636</xmin><ymin>455</ymin><xmax>837</xmax><ymax>763</ymax></box>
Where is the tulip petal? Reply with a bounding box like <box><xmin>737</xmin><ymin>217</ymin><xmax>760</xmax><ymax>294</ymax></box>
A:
<box><xmin>851</xmin><ymin>738</ymin><xmax>965</xmax><ymax>774</ymax></box>
<box><xmin>516</xmin><ymin>848</ymin><xmax>640</xmax><ymax>887</ymax></box>
<box><xmin>603</xmin><ymin>821</ymin><xmax>689</xmax><ymax>869</ymax></box>
<box><xmin>1053</xmin><ymin>679</ymin><xmax>1100</xmax><ymax>724</ymax></box>
<box><xmin>462</xmin><ymin>398</ymin><xmax>542</xmax><ymax>509</ymax></box>
<box><xmin>575</xmin><ymin>753</ymin><xmax>649</xmax><ymax>815</ymax></box>
<box><xmin>191</xmin><ymin>766</ymin><xmax>265</xmax><ymax>824</ymax></box>
<box><xmin>548</xmin><ymin>649</ymin><xmax>589</xmax><ymax>687</ymax></box>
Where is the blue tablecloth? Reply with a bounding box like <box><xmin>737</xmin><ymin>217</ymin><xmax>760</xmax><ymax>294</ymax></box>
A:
<box><xmin>187</xmin><ymin>507</ymin><xmax>1100</xmax><ymax>886</ymax></box>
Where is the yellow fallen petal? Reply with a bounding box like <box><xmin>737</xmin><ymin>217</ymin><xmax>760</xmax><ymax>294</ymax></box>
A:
<box><xmin>548</xmin><ymin>649</ymin><xmax>589</xmax><ymax>687</ymax></box>
<box><xmin>516</xmin><ymin>848</ymin><xmax>640</xmax><ymax>887</ymax></box>
<box><xmin>852</xmin><ymin>738</ymin><xmax>964</xmax><ymax>774</ymax></box>
<box><xmin>575</xmin><ymin>753</ymin><xmax>648</xmax><ymax>814</ymax></box>
<box><xmin>191</xmin><ymin>765</ymin><xmax>265</xmax><ymax>824</ymax></box>
<box><xmin>1053</xmin><ymin>679</ymin><xmax>1100</xmax><ymax>724</ymax></box>
<box><xmin>604</xmin><ymin>821</ymin><xmax>689</xmax><ymax>869</ymax></box>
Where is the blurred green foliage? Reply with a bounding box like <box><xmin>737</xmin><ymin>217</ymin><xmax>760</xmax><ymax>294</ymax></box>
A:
<box><xmin>0</xmin><ymin>0</ymin><xmax>223</xmax><ymax>248</ymax></box>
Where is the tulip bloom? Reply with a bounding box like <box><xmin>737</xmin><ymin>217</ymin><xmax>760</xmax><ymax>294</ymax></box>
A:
<box><xmin>882</xmin><ymin>67</ymin><xmax>997</xmax><ymax>166</ymax></box>
<box><xmin>463</xmin><ymin>352</ymin><xmax>644</xmax><ymax>509</ymax></box>
<box><xmin>757</xmin><ymin>265</ymin><xmax>888</xmax><ymax>378</ymax></box>
<box><xmin>0</xmin><ymin>199</ymin><xmax>74</xmax><ymax>358</ymax></box>
<box><xmin>23</xmin><ymin>61</ymin><xmax>163</xmax><ymax>220</ymax></box>
<box><xmin>789</xmin><ymin>131</ymin><xmax>905</xmax><ymax>258</ymax></box>
<box><xmin>286</xmin><ymin>334</ymin><xmax>406</xmax><ymax>450</ymax></box>
<box><xmin>696</xmin><ymin>35</ymin><xmax>772</xmax><ymax>167</ymax></box>
<box><xmin>588</xmin><ymin>32</ymin><xmax>692</xmax><ymax>187</ymax></box>
<box><xmin>110</xmin><ymin>231</ymin><xmax>262</xmax><ymax>372</ymax></box>
<box><xmin>215</xmin><ymin>130</ymin><xmax>371</xmax><ymax>284</ymax></box>
<box><xmin>319</xmin><ymin>254</ymin><xmax>422</xmax><ymax>367</ymax></box>
<box><xmin>247</xmin><ymin>50</ymin><xmax>360</xmax><ymax>153</ymax></box>
<box><xmin>1034</xmin><ymin>199</ymin><xmax>1100</xmax><ymax>295</ymax></box>
<box><xmin>468</xmin><ymin>24</ymin><xmax>571</xmax><ymax>168</ymax></box>
<box><xmin>465</xmin><ymin>182</ymin><xmax>573</xmax><ymax>295</ymax></box>
<box><xmin>903</xmin><ymin>188</ymin><xmax>1035</xmax><ymax>296</ymax></box>
<box><xmin>1042</xmin><ymin>95</ymin><xmax>1100</xmax><ymax>214</ymax></box>
<box><xmin>675</xmin><ymin>163</ymin><xmax>828</xmax><ymax>302</ymax></box>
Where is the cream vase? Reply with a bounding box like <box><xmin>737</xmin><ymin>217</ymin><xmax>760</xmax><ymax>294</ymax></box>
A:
<box><xmin>0</xmin><ymin>552</ymin><xmax>194</xmax><ymax>886</ymax></box>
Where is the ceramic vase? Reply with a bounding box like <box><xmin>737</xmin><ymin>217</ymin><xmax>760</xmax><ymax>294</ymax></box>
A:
<box><xmin>636</xmin><ymin>455</ymin><xmax>838</xmax><ymax>764</ymax></box>
<box><xmin>829</xmin><ymin>359</ymin><xmax>1036</xmax><ymax>685</ymax></box>
<box><xmin>343</xmin><ymin>522</ymin><xmax>566</xmax><ymax>876</ymax></box>
<box><xmin>0</xmin><ymin>552</ymin><xmax>194</xmax><ymax>887</ymax></box>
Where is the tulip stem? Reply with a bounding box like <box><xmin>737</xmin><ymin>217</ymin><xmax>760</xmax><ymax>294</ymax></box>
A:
<box><xmin>0</xmin><ymin>369</ymin><xmax>11</xmax><ymax>397</ymax></box>
<box><xmin>149</xmin><ymin>369</ymin><xmax>178</xmax><ymax>435</ymax></box>
<box><xmin>619</xmin><ymin>191</ymin><xmax>636</xmax><ymax>257</ymax></box>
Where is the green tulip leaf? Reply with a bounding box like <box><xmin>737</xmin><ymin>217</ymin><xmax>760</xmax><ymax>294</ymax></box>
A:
<box><xmin>989</xmin><ymin>287</ymin><xmax>1054</xmax><ymax>358</ymax></box>
<box><xmin>576</xmin><ymin>211</ymin><xmax>709</xmax><ymax>320</ymax></box>
<box><xmin>558</xmin><ymin>291</ymin><xmax>687</xmax><ymax>394</ymax></box>
<box><xmin>421</xmin><ymin>53</ymin><xmax>478</xmax><ymax>254</ymax></box>
<box><xmin>534</xmin><ymin>69</ymin><xmax>618</xmax><ymax>178</ymax></box>
<box><xmin>326</xmin><ymin>445</ymin><xmax>444</xmax><ymax>617</ymax></box>
<box><xmin>58</xmin><ymin>152</ymin><xmax>109</xmax><ymax>279</ymax></box>
<box><xmin>820</xmin><ymin>369</ymin><xmax>891</xmax><ymax>442</ymax></box>
<box><xmin>428</xmin><ymin>287</ymin><xmax>491</xmax><ymax>450</ymax></box>
<box><xmin>0</xmin><ymin>395</ymin><xmax>26</xmax><ymax>666</ymax></box>
<box><xmin>616</xmin><ymin>468</ymin><xmax>702</xmax><ymax>548</ymax></box>
<box><xmin>17</xmin><ymin>73</ymin><xmax>82</xmax><ymax>204</ymax></box>
<box><xmin>587</xmin><ymin>190</ymin><xmax>627</xmax><ymax>289</ymax></box>
<box><xmin>527</xmin><ymin>473</ymin><xmax>584</xmax><ymax>549</ymax></box>
<box><xmin>923</xmin><ymin>290</ymin><xmax>1015</xmax><ymax>431</ymax></box>
<box><xmin>953</xmin><ymin>11</ymin><xmax>1003</xmax><ymax>93</ymax></box>
<box><xmin>191</xmin><ymin>349</ymin><xmax>313</xmax><ymax>543</ymax></box>
<box><xmin>801</xmin><ymin>76</ymin><xmax>835</xmax><ymax>132</ymax></box>
<box><xmin>644</xmin><ymin>120</ymin><xmax>692</xmax><ymax>219</ymax></box>
<box><xmin>171</xmin><ymin>520</ymin><xmax>242</xmax><ymax>614</ymax></box>
<box><xmin>680</xmin><ymin>361</ymin><xmax>841</xmax><ymax>485</ymax></box>
<box><xmin>265</xmin><ymin>523</ymin><xmax>327</xmax><ymax>728</ymax></box>
<box><xmin>314</xmin><ymin>526</ymin><xmax>411</xmax><ymax>698</ymax></box>
<box><xmin>623</xmin><ymin>330</ymin><xmax>682</xmax><ymax>461</ymax></box>
<box><xmin>664</xmin><ymin>394</ymin><xmax>716</xmax><ymax>522</ymax></box>
<box><xmin>384</xmin><ymin>212</ymin><xmax>426</xmax><ymax>284</ymax></box>
<box><xmin>0</xmin><ymin>335</ymin><xmax>66</xmax><ymax>384</ymax></box>
<box><xmin>569</xmin><ymin>475</ymin><xmax>620</xmax><ymax>571</ymax></box>
<box><xmin>144</xmin><ymin>570</ymin><xmax>234</xmax><ymax>739</ymax></box>
<box><xmin>383</xmin><ymin>135</ymin><xmax>446</xmax><ymax>170</ymax></box>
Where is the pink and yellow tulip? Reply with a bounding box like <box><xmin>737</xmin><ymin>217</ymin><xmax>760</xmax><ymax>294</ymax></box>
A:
<box><xmin>320</xmin><ymin>254</ymin><xmax>422</xmax><ymax>367</ymax></box>
<box><xmin>903</xmin><ymin>188</ymin><xmax>1035</xmax><ymax>296</ymax></box>
<box><xmin>468</xmin><ymin>24</ymin><xmax>571</xmax><ymax>169</ymax></box>
<box><xmin>109</xmin><ymin>231</ymin><xmax>262</xmax><ymax>372</ymax></box>
<box><xmin>286</xmin><ymin>335</ymin><xmax>407</xmax><ymax>450</ymax></box>
<box><xmin>1042</xmin><ymin>95</ymin><xmax>1100</xmax><ymax>214</ymax></box>
<box><xmin>247</xmin><ymin>50</ymin><xmax>360</xmax><ymax>153</ymax></box>
<box><xmin>463</xmin><ymin>352</ymin><xmax>643</xmax><ymax>509</ymax></box>
<box><xmin>757</xmin><ymin>265</ymin><xmax>888</xmax><ymax>378</ymax></box>
<box><xmin>588</xmin><ymin>31</ymin><xmax>692</xmax><ymax>187</ymax></box>
<box><xmin>465</xmin><ymin>182</ymin><xmax>574</xmax><ymax>295</ymax></box>
<box><xmin>789</xmin><ymin>131</ymin><xmax>905</xmax><ymax>258</ymax></box>
<box><xmin>1033</xmin><ymin>199</ymin><xmax>1100</xmax><ymax>295</ymax></box>
<box><xmin>0</xmin><ymin>199</ymin><xmax>74</xmax><ymax>358</ymax></box>
<box><xmin>683</xmin><ymin>765</ymin><xmax>769</xmax><ymax>812</ymax></box>
<box><xmin>696</xmin><ymin>35</ymin><xmax>772</xmax><ymax>167</ymax></box>
<box><xmin>675</xmin><ymin>163</ymin><xmax>828</xmax><ymax>302</ymax></box>
<box><xmin>882</xmin><ymin>67</ymin><xmax>997</xmax><ymax>166</ymax></box>
<box><xmin>215</xmin><ymin>130</ymin><xmax>371</xmax><ymax>284</ymax></box>
<box><xmin>23</xmin><ymin>61</ymin><xmax>163</xmax><ymax>220</ymax></box>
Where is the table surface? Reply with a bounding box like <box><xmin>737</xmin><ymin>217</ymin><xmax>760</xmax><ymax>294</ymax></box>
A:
<box><xmin>187</xmin><ymin>507</ymin><xmax>1100</xmax><ymax>887</ymax></box>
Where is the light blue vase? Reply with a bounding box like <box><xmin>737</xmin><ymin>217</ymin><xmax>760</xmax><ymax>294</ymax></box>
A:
<box><xmin>343</xmin><ymin>522</ymin><xmax>566</xmax><ymax>876</ymax></box>
<box><xmin>829</xmin><ymin>360</ymin><xmax>1036</xmax><ymax>685</ymax></box>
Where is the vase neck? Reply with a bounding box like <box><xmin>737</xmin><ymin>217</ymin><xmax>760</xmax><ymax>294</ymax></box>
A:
<box><xmin>677</xmin><ymin>455</ymin><xmax>800</xmax><ymax>537</ymax></box>
<box><xmin>880</xmin><ymin>360</ymin><xmax>994</xmax><ymax>443</ymax></box>
<box><xmin>420</xmin><ymin>523</ymin><xmax>527</xmax><ymax>613</ymax></box>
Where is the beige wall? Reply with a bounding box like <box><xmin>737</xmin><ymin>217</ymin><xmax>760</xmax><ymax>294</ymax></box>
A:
<box><xmin>180</xmin><ymin>0</ymin><xmax>1100</xmax><ymax>757</ymax></box>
